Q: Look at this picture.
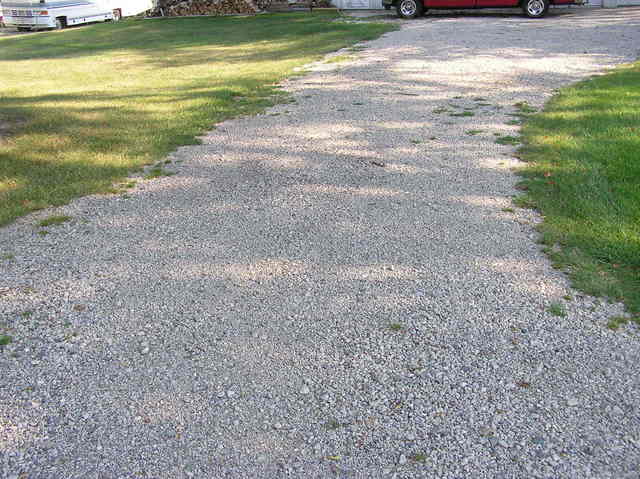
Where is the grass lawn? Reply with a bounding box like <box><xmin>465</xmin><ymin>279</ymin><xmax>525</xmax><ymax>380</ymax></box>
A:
<box><xmin>517</xmin><ymin>62</ymin><xmax>640</xmax><ymax>325</ymax></box>
<box><xmin>0</xmin><ymin>12</ymin><xmax>394</xmax><ymax>226</ymax></box>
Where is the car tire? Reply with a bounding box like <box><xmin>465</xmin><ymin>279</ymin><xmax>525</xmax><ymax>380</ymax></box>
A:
<box><xmin>396</xmin><ymin>0</ymin><xmax>423</xmax><ymax>18</ymax></box>
<box><xmin>523</xmin><ymin>0</ymin><xmax>549</xmax><ymax>18</ymax></box>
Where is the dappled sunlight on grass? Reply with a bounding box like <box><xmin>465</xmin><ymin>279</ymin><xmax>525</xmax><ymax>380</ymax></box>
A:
<box><xmin>0</xmin><ymin>12</ymin><xmax>394</xmax><ymax>226</ymax></box>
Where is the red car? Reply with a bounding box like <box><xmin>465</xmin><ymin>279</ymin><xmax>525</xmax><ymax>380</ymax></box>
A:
<box><xmin>383</xmin><ymin>0</ymin><xmax>573</xmax><ymax>18</ymax></box>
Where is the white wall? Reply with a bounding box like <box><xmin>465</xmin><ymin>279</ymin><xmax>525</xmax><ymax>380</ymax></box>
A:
<box><xmin>332</xmin><ymin>0</ymin><xmax>384</xmax><ymax>8</ymax></box>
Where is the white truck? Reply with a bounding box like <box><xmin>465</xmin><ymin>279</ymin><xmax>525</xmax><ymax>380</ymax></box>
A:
<box><xmin>1</xmin><ymin>0</ymin><xmax>153</xmax><ymax>31</ymax></box>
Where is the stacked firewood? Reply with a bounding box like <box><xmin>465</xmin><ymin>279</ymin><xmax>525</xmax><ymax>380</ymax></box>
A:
<box><xmin>152</xmin><ymin>0</ymin><xmax>268</xmax><ymax>16</ymax></box>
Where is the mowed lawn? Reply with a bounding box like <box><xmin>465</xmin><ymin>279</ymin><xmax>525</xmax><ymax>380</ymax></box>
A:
<box><xmin>518</xmin><ymin>62</ymin><xmax>640</xmax><ymax>323</ymax></box>
<box><xmin>0</xmin><ymin>12</ymin><xmax>394</xmax><ymax>226</ymax></box>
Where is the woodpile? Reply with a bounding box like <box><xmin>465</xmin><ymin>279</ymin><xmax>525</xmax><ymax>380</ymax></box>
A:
<box><xmin>152</xmin><ymin>0</ymin><xmax>267</xmax><ymax>16</ymax></box>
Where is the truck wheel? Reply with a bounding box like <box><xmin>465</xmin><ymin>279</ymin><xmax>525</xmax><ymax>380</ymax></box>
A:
<box><xmin>397</xmin><ymin>0</ymin><xmax>423</xmax><ymax>18</ymax></box>
<box><xmin>55</xmin><ymin>17</ymin><xmax>66</xmax><ymax>30</ymax></box>
<box><xmin>523</xmin><ymin>0</ymin><xmax>549</xmax><ymax>17</ymax></box>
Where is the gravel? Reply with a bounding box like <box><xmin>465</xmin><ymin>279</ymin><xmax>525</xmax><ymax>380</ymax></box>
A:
<box><xmin>1</xmin><ymin>7</ymin><xmax>640</xmax><ymax>479</ymax></box>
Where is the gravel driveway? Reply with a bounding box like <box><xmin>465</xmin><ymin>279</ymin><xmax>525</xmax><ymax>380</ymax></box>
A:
<box><xmin>2</xmin><ymin>7</ymin><xmax>640</xmax><ymax>479</ymax></box>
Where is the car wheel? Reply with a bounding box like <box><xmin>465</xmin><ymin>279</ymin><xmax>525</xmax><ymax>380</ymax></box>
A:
<box><xmin>523</xmin><ymin>0</ymin><xmax>549</xmax><ymax>18</ymax></box>
<box><xmin>397</xmin><ymin>0</ymin><xmax>423</xmax><ymax>19</ymax></box>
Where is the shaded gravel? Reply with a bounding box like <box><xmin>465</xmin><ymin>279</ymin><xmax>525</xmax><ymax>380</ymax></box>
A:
<box><xmin>1</xmin><ymin>8</ymin><xmax>640</xmax><ymax>479</ymax></box>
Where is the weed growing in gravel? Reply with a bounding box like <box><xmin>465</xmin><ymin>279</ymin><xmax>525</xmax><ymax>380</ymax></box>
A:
<box><xmin>37</xmin><ymin>230</ymin><xmax>49</xmax><ymax>236</ymax></box>
<box><xmin>502</xmin><ymin>207</ymin><xmax>515</xmax><ymax>213</ymax></box>
<box><xmin>0</xmin><ymin>335</ymin><xmax>12</xmax><ymax>346</ymax></box>
<box><xmin>325</xmin><ymin>54</ymin><xmax>356</xmax><ymax>64</ymax></box>
<box><xmin>1</xmin><ymin>253</ymin><xmax>14</xmax><ymax>260</ymax></box>
<box><xmin>514</xmin><ymin>101</ymin><xmax>537</xmax><ymax>114</ymax></box>
<box><xmin>495</xmin><ymin>135</ymin><xmax>521</xmax><ymax>146</ymax></box>
<box><xmin>563</xmin><ymin>295</ymin><xmax>573</xmax><ymax>301</ymax></box>
<box><xmin>325</xmin><ymin>420</ymin><xmax>345</xmax><ymax>430</ymax></box>
<box><xmin>20</xmin><ymin>311</ymin><xmax>33</xmax><ymax>318</ymax></box>
<box><xmin>450</xmin><ymin>111</ymin><xmax>475</xmax><ymax>118</ymax></box>
<box><xmin>144</xmin><ymin>167</ymin><xmax>175</xmax><ymax>180</ymax></box>
<box><xmin>506</xmin><ymin>119</ymin><xmax>522</xmax><ymax>126</ymax></box>
<box><xmin>38</xmin><ymin>215</ymin><xmax>71</xmax><ymax>227</ymax></box>
<box><xmin>410</xmin><ymin>139</ymin><xmax>423</xmax><ymax>144</ymax></box>
<box><xmin>466</xmin><ymin>130</ymin><xmax>483</xmax><ymax>136</ymax></box>
<box><xmin>410</xmin><ymin>453</ymin><xmax>427</xmax><ymax>463</ymax></box>
<box><xmin>432</xmin><ymin>108</ymin><xmax>449</xmax><ymax>114</ymax></box>
<box><xmin>607</xmin><ymin>316</ymin><xmax>628</xmax><ymax>330</ymax></box>
<box><xmin>513</xmin><ymin>195</ymin><xmax>536</xmax><ymax>209</ymax></box>
<box><xmin>389</xmin><ymin>323</ymin><xmax>404</xmax><ymax>332</ymax></box>
<box><xmin>547</xmin><ymin>302</ymin><xmax>567</xmax><ymax>317</ymax></box>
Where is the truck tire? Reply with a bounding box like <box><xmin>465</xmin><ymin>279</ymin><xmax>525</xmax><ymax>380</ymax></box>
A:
<box><xmin>397</xmin><ymin>0</ymin><xmax>423</xmax><ymax>18</ymax></box>
<box><xmin>55</xmin><ymin>17</ymin><xmax>66</xmax><ymax>30</ymax></box>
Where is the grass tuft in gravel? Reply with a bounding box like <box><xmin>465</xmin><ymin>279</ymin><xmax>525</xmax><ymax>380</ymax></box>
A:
<box><xmin>495</xmin><ymin>135</ymin><xmax>521</xmax><ymax>145</ymax></box>
<box><xmin>144</xmin><ymin>167</ymin><xmax>175</xmax><ymax>180</ymax></box>
<box><xmin>325</xmin><ymin>54</ymin><xmax>356</xmax><ymax>64</ymax></box>
<box><xmin>450</xmin><ymin>111</ymin><xmax>475</xmax><ymax>117</ymax></box>
<box><xmin>388</xmin><ymin>323</ymin><xmax>404</xmax><ymax>332</ymax></box>
<box><xmin>514</xmin><ymin>101</ymin><xmax>537</xmax><ymax>114</ymax></box>
<box><xmin>547</xmin><ymin>302</ymin><xmax>567</xmax><ymax>318</ymax></box>
<box><xmin>0</xmin><ymin>12</ymin><xmax>394</xmax><ymax>226</ymax></box>
<box><xmin>410</xmin><ymin>453</ymin><xmax>427</xmax><ymax>463</ymax></box>
<box><xmin>38</xmin><ymin>215</ymin><xmax>71</xmax><ymax>227</ymax></box>
<box><xmin>518</xmin><ymin>61</ymin><xmax>640</xmax><ymax>319</ymax></box>
<box><xmin>465</xmin><ymin>130</ymin><xmax>483</xmax><ymax>136</ymax></box>
<box><xmin>0</xmin><ymin>335</ymin><xmax>12</xmax><ymax>346</ymax></box>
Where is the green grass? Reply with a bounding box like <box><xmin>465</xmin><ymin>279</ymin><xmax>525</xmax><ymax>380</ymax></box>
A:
<box><xmin>38</xmin><ymin>215</ymin><xmax>72</xmax><ymax>227</ymax></box>
<box><xmin>518</xmin><ymin>62</ymin><xmax>640</xmax><ymax>319</ymax></box>
<box><xmin>0</xmin><ymin>13</ymin><xmax>394</xmax><ymax>226</ymax></box>
<box><xmin>0</xmin><ymin>335</ymin><xmax>12</xmax><ymax>346</ymax></box>
<box><xmin>465</xmin><ymin>129</ymin><xmax>483</xmax><ymax>136</ymax></box>
<box><xmin>389</xmin><ymin>323</ymin><xmax>404</xmax><ymax>331</ymax></box>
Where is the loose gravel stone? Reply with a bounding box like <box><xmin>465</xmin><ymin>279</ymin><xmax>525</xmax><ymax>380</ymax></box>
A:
<box><xmin>1</xmin><ymin>7</ymin><xmax>639</xmax><ymax>479</ymax></box>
